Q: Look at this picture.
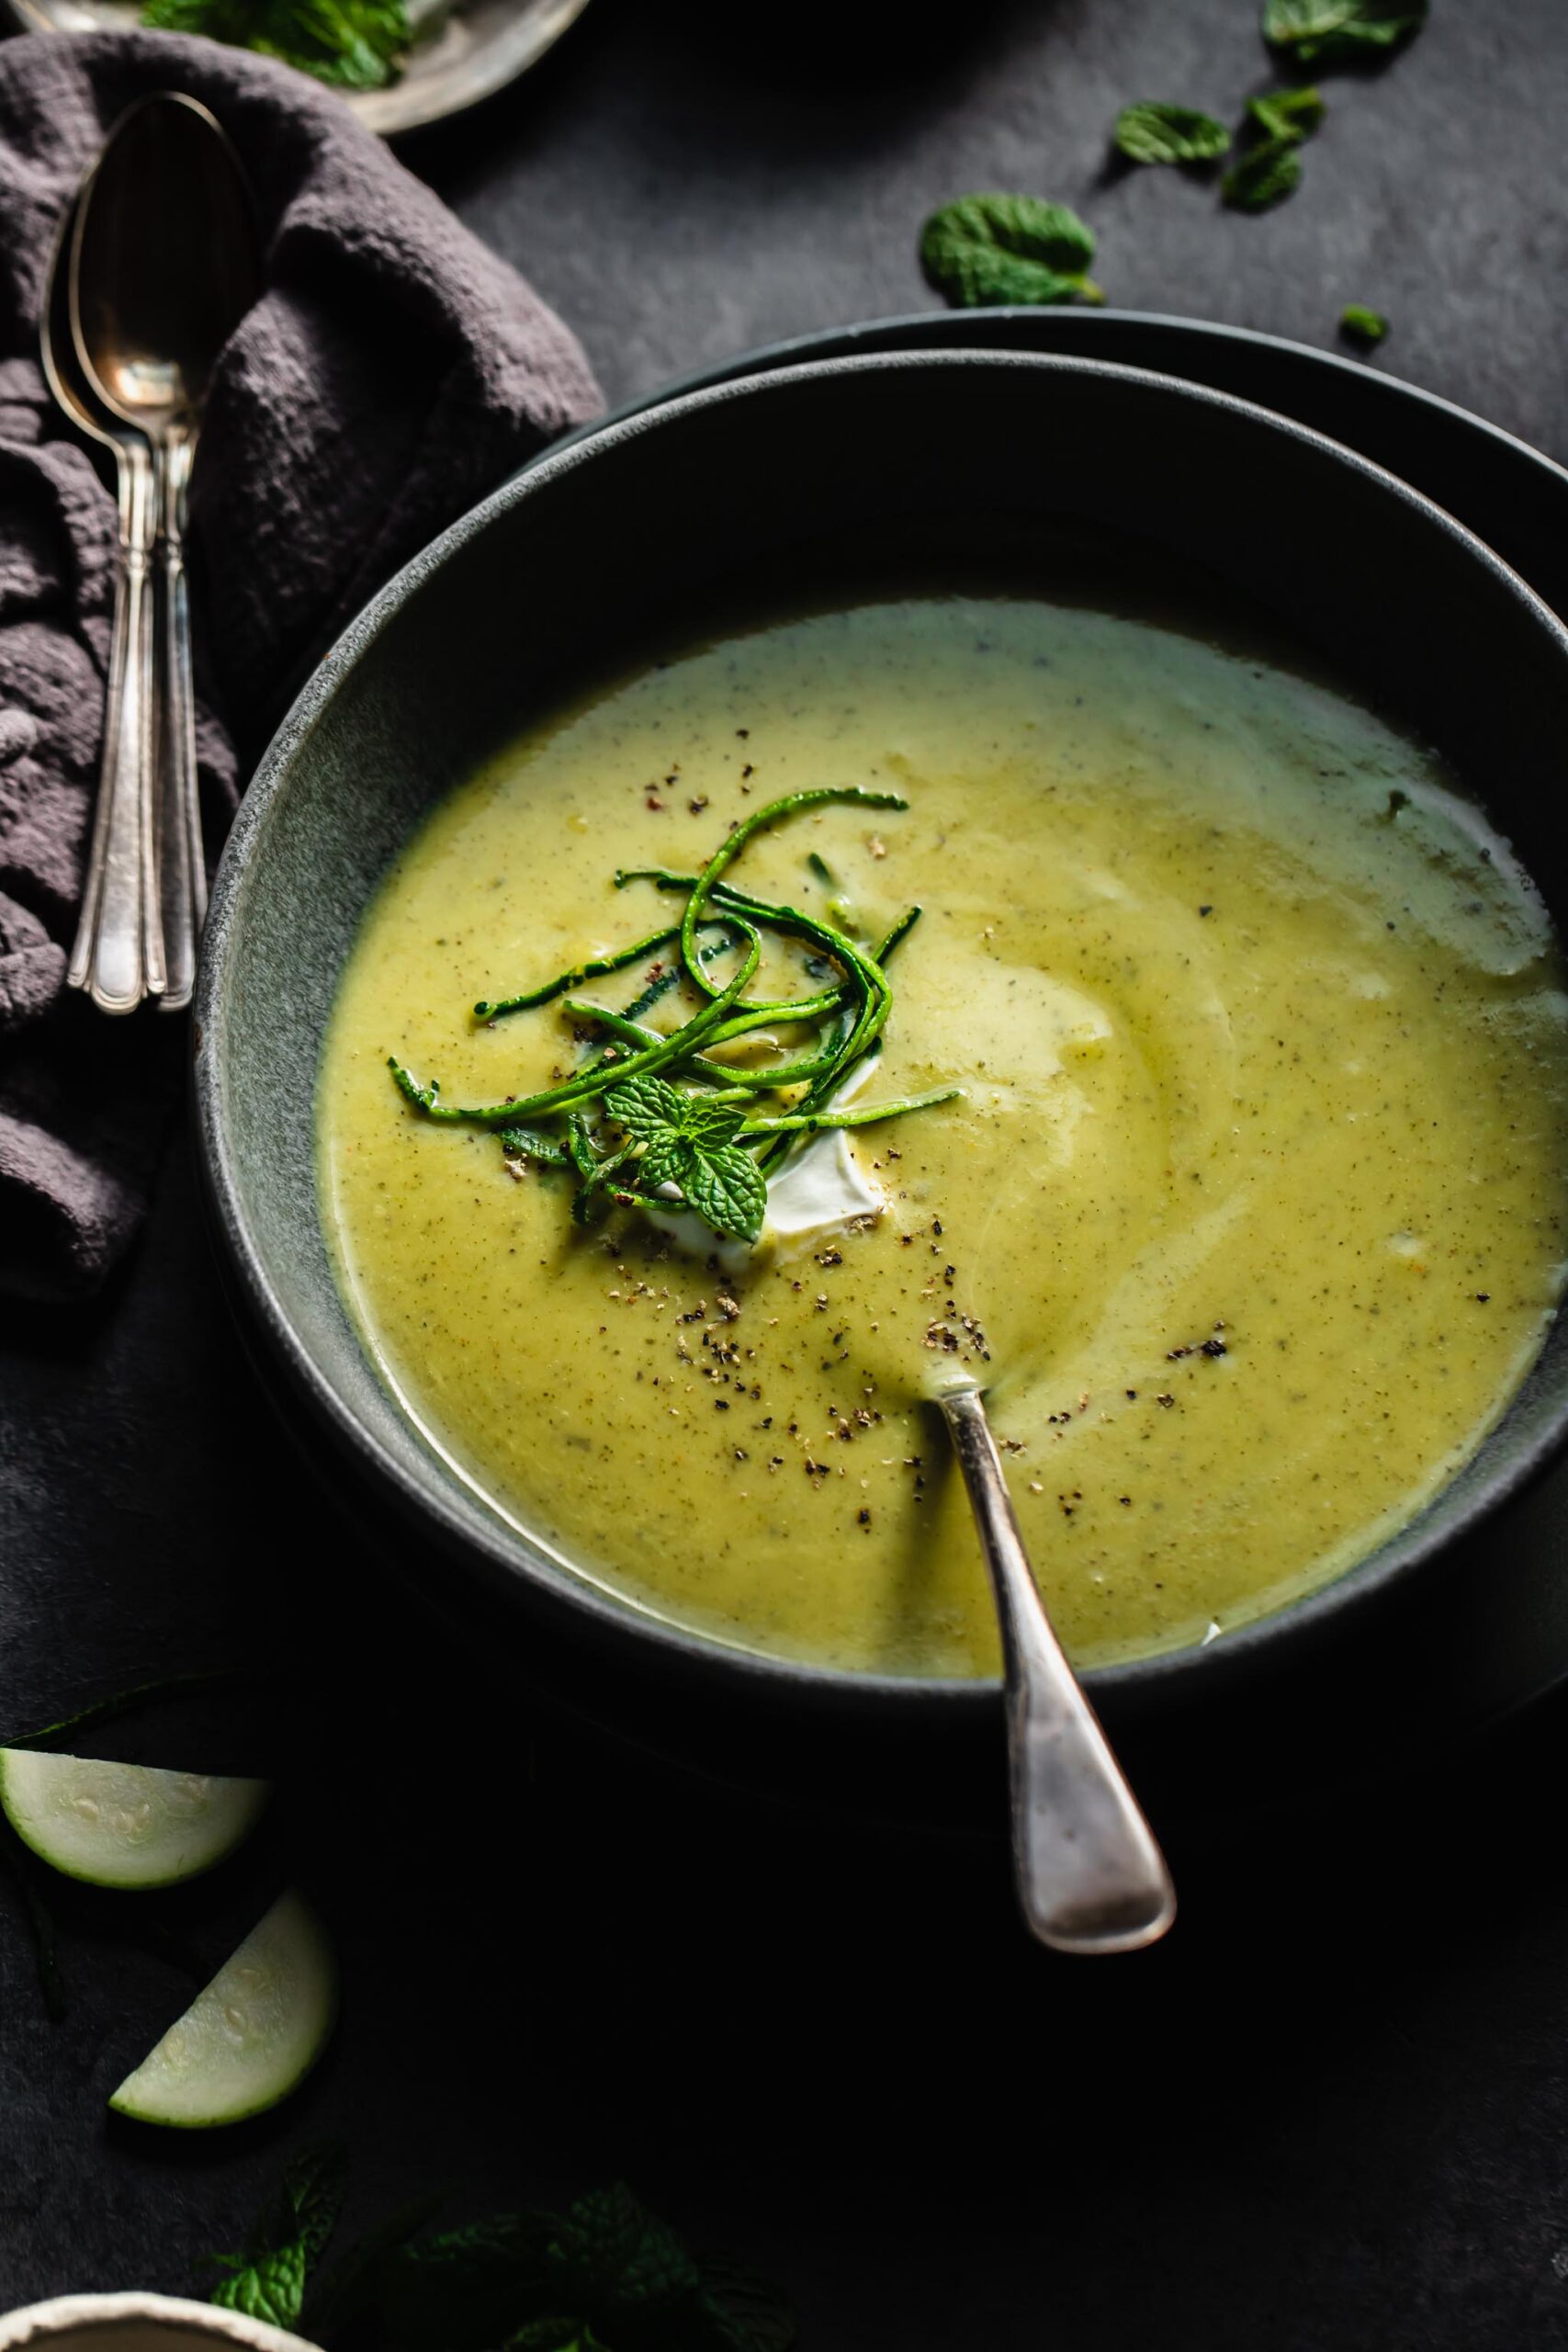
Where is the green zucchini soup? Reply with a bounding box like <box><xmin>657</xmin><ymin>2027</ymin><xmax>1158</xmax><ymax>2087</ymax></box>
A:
<box><xmin>316</xmin><ymin>589</ymin><xmax>1568</xmax><ymax>1678</ymax></box>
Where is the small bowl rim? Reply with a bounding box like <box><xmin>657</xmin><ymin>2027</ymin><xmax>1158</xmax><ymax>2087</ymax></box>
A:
<box><xmin>0</xmin><ymin>2292</ymin><xmax>317</xmax><ymax>2352</ymax></box>
<box><xmin>194</xmin><ymin>345</ymin><xmax>1568</xmax><ymax>1715</ymax></box>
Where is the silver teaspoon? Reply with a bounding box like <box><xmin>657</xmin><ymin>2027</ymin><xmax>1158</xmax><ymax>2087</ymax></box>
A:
<box><xmin>71</xmin><ymin>92</ymin><xmax>262</xmax><ymax>1013</ymax></box>
<box><xmin>939</xmin><ymin>1383</ymin><xmax>1177</xmax><ymax>1955</ymax></box>
<box><xmin>41</xmin><ymin>189</ymin><xmax>158</xmax><ymax>1015</ymax></box>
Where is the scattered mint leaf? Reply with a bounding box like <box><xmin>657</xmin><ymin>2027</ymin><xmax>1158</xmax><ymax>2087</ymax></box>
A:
<box><xmin>302</xmin><ymin>2193</ymin><xmax>446</xmax><ymax>2341</ymax></box>
<box><xmin>384</xmin><ymin>2214</ymin><xmax>553</xmax><ymax>2351</ymax></box>
<box><xmin>1247</xmin><ymin>85</ymin><xmax>1327</xmax><ymax>139</ymax></box>
<box><xmin>1114</xmin><ymin>102</ymin><xmax>1232</xmax><ymax>164</ymax></box>
<box><xmin>509</xmin><ymin>2325</ymin><xmax>610</xmax><ymax>2352</ymax></box>
<box><xmin>1261</xmin><ymin>0</ymin><xmax>1427</xmax><ymax>66</ymax></box>
<box><xmin>1341</xmin><ymin>303</ymin><xmax>1390</xmax><ymax>343</ymax></box>
<box><xmin>209</xmin><ymin>2143</ymin><xmax>348</xmax><ymax>2332</ymax></box>
<box><xmin>140</xmin><ymin>0</ymin><xmax>410</xmax><ymax>89</ymax></box>
<box><xmin>1223</xmin><ymin>133</ymin><xmax>1303</xmax><ymax>209</ymax></box>
<box><xmin>920</xmin><ymin>194</ymin><xmax>1104</xmax><ymax>308</ymax></box>
<box><xmin>545</xmin><ymin>2182</ymin><xmax>702</xmax><ymax>2324</ymax></box>
<box><xmin>696</xmin><ymin>2257</ymin><xmax>800</xmax><ymax>2352</ymax></box>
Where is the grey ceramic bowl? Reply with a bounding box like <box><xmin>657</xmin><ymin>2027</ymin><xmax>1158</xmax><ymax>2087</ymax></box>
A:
<box><xmin>193</xmin><ymin>349</ymin><xmax>1568</xmax><ymax>1777</ymax></box>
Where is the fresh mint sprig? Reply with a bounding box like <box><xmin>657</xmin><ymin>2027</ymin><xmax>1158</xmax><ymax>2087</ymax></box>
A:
<box><xmin>919</xmin><ymin>195</ymin><xmax>1103</xmax><ymax>308</ymax></box>
<box><xmin>390</xmin><ymin>789</ymin><xmax>961</xmax><ymax>1249</ymax></box>
<box><xmin>1114</xmin><ymin>102</ymin><xmax>1232</xmax><ymax>164</ymax></box>
<box><xmin>141</xmin><ymin>0</ymin><xmax>410</xmax><ymax>88</ymax></box>
<box><xmin>209</xmin><ymin>2159</ymin><xmax>797</xmax><ymax>2352</ymax></box>
<box><xmin>604</xmin><ymin>1078</ymin><xmax>768</xmax><ymax>1244</ymax></box>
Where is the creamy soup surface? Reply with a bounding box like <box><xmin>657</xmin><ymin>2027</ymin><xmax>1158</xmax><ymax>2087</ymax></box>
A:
<box><xmin>317</xmin><ymin>591</ymin><xmax>1568</xmax><ymax>1676</ymax></box>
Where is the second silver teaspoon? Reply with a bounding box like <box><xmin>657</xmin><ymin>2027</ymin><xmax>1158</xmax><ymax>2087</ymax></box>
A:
<box><xmin>42</xmin><ymin>192</ymin><xmax>158</xmax><ymax>1016</ymax></box>
<box><xmin>940</xmin><ymin>1382</ymin><xmax>1177</xmax><ymax>1955</ymax></box>
<box><xmin>72</xmin><ymin>90</ymin><xmax>262</xmax><ymax>1012</ymax></box>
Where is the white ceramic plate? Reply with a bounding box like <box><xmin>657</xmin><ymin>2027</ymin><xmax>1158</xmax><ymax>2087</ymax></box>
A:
<box><xmin>0</xmin><ymin>0</ymin><xmax>591</xmax><ymax>134</ymax></box>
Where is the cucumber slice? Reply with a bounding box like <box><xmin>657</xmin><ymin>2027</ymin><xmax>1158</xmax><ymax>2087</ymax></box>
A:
<box><xmin>109</xmin><ymin>1889</ymin><xmax>337</xmax><ymax>2127</ymax></box>
<box><xmin>0</xmin><ymin>1750</ymin><xmax>269</xmax><ymax>1888</ymax></box>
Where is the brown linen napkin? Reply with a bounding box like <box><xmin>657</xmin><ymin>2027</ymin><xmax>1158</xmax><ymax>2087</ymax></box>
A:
<box><xmin>0</xmin><ymin>28</ymin><xmax>601</xmax><ymax>1302</ymax></box>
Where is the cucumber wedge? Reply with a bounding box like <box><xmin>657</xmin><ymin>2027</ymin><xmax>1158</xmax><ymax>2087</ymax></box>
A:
<box><xmin>0</xmin><ymin>1750</ymin><xmax>269</xmax><ymax>1889</ymax></box>
<box><xmin>109</xmin><ymin>1889</ymin><xmax>337</xmax><ymax>2127</ymax></box>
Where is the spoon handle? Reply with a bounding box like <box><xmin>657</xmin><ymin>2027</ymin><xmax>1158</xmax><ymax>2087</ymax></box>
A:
<box><xmin>154</xmin><ymin>430</ymin><xmax>202</xmax><ymax>1012</ymax></box>
<box><xmin>69</xmin><ymin>436</ymin><xmax>160</xmax><ymax>1013</ymax></box>
<box><xmin>939</xmin><ymin>1386</ymin><xmax>1177</xmax><ymax>1955</ymax></box>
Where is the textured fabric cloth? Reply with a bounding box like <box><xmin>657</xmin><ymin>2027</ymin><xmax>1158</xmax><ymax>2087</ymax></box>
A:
<box><xmin>0</xmin><ymin>28</ymin><xmax>601</xmax><ymax>1301</ymax></box>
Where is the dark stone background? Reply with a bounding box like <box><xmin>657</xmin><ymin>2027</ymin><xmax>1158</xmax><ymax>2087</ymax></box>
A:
<box><xmin>6</xmin><ymin>2</ymin><xmax>1568</xmax><ymax>2345</ymax></box>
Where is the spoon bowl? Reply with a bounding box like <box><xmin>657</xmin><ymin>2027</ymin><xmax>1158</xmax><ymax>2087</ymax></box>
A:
<box><xmin>71</xmin><ymin>93</ymin><xmax>260</xmax><ymax>436</ymax></box>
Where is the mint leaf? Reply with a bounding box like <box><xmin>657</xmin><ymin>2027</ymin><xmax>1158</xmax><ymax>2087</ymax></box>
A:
<box><xmin>1114</xmin><ymin>102</ymin><xmax>1231</xmax><ymax>164</ymax></box>
<box><xmin>213</xmin><ymin>2247</ymin><xmax>310</xmax><ymax>2331</ymax></box>
<box><xmin>384</xmin><ymin>2215</ymin><xmax>553</xmax><ymax>2351</ymax></box>
<box><xmin>141</xmin><ymin>0</ymin><xmax>410</xmax><ymax>86</ymax></box>
<box><xmin>546</xmin><ymin>2183</ymin><xmax>700</xmax><ymax>2324</ymax></box>
<box><xmin>697</xmin><ymin>2258</ymin><xmax>799</xmax><ymax>2352</ymax></box>
<box><xmin>677</xmin><ymin>1097</ymin><xmax>747</xmax><ymax>1148</ymax></box>
<box><xmin>1261</xmin><ymin>0</ymin><xmax>1427</xmax><ymax>65</ymax></box>
<box><xmin>510</xmin><ymin>2325</ymin><xmax>610</xmax><ymax>2352</ymax></box>
<box><xmin>920</xmin><ymin>195</ymin><xmax>1103</xmax><ymax>308</ymax></box>
<box><xmin>1223</xmin><ymin>134</ymin><xmax>1303</xmax><ymax>209</ymax></box>
<box><xmin>1341</xmin><ymin>303</ymin><xmax>1390</xmax><ymax>344</ymax></box>
<box><xmin>303</xmin><ymin>2193</ymin><xmax>445</xmax><ymax>2340</ymax></box>
<box><xmin>682</xmin><ymin>1142</ymin><xmax>769</xmax><ymax>1243</ymax></box>
<box><xmin>605</xmin><ymin>1076</ymin><xmax>686</xmax><ymax>1143</ymax></box>
<box><xmin>209</xmin><ymin>2143</ymin><xmax>348</xmax><ymax>2331</ymax></box>
<box><xmin>1247</xmin><ymin>85</ymin><xmax>1326</xmax><ymax>140</ymax></box>
<box><xmin>639</xmin><ymin>1134</ymin><xmax>689</xmax><ymax>1191</ymax></box>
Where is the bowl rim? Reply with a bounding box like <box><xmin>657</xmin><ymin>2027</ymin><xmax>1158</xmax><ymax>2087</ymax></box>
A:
<box><xmin>194</xmin><ymin>344</ymin><xmax>1568</xmax><ymax>1714</ymax></box>
<box><xmin>0</xmin><ymin>2293</ymin><xmax>317</xmax><ymax>2352</ymax></box>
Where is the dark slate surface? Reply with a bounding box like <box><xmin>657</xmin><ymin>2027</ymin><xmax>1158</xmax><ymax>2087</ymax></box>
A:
<box><xmin>6</xmin><ymin>2</ymin><xmax>1568</xmax><ymax>2344</ymax></box>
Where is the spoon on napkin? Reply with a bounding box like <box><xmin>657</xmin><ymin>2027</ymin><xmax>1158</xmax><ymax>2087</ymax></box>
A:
<box><xmin>41</xmin><ymin>195</ymin><xmax>158</xmax><ymax>1016</ymax></box>
<box><xmin>69</xmin><ymin>92</ymin><xmax>262</xmax><ymax>1012</ymax></box>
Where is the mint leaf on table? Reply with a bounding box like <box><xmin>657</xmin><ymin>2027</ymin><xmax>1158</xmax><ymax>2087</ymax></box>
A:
<box><xmin>695</xmin><ymin>2257</ymin><xmax>800</xmax><ymax>2352</ymax></box>
<box><xmin>383</xmin><ymin>2215</ymin><xmax>554</xmax><ymax>2351</ymax></box>
<box><xmin>1114</xmin><ymin>102</ymin><xmax>1232</xmax><ymax>164</ymax></box>
<box><xmin>1247</xmin><ymin>85</ymin><xmax>1327</xmax><ymax>139</ymax></box>
<box><xmin>509</xmin><ymin>2326</ymin><xmax>611</xmax><ymax>2352</ymax></box>
<box><xmin>1223</xmin><ymin>135</ymin><xmax>1304</xmax><ymax>209</ymax></box>
<box><xmin>140</xmin><ymin>0</ymin><xmax>410</xmax><ymax>89</ymax></box>
<box><xmin>209</xmin><ymin>2142</ymin><xmax>348</xmax><ymax>2330</ymax></box>
<box><xmin>544</xmin><ymin>2183</ymin><xmax>702</xmax><ymax>2324</ymax></box>
<box><xmin>302</xmin><ymin>2193</ymin><xmax>446</xmax><ymax>2340</ymax></box>
<box><xmin>1341</xmin><ymin>303</ymin><xmax>1390</xmax><ymax>343</ymax></box>
<box><xmin>1261</xmin><ymin>0</ymin><xmax>1427</xmax><ymax>66</ymax></box>
<box><xmin>920</xmin><ymin>195</ymin><xmax>1104</xmax><ymax>308</ymax></box>
<box><xmin>1224</xmin><ymin>79</ymin><xmax>1325</xmax><ymax>209</ymax></box>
